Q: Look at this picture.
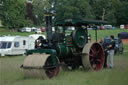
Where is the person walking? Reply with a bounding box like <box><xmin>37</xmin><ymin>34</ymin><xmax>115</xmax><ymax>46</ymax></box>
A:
<box><xmin>99</xmin><ymin>38</ymin><xmax>108</xmax><ymax>68</ymax></box>
<box><xmin>107</xmin><ymin>35</ymin><xmax>115</xmax><ymax>68</ymax></box>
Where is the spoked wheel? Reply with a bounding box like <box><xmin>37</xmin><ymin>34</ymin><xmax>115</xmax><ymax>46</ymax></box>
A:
<box><xmin>45</xmin><ymin>56</ymin><xmax>60</xmax><ymax>78</ymax></box>
<box><xmin>82</xmin><ymin>42</ymin><xmax>104</xmax><ymax>71</ymax></box>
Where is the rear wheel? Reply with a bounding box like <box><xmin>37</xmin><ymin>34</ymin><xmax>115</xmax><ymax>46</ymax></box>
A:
<box><xmin>82</xmin><ymin>42</ymin><xmax>104</xmax><ymax>71</ymax></box>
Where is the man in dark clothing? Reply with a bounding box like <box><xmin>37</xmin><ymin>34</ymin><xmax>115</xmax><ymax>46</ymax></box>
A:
<box><xmin>100</xmin><ymin>38</ymin><xmax>108</xmax><ymax>68</ymax></box>
<box><xmin>107</xmin><ymin>35</ymin><xmax>115</xmax><ymax>68</ymax></box>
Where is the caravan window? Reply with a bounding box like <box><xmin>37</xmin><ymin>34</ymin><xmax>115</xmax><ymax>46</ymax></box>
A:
<box><xmin>7</xmin><ymin>42</ymin><xmax>12</xmax><ymax>48</ymax></box>
<box><xmin>14</xmin><ymin>42</ymin><xmax>20</xmax><ymax>47</ymax></box>
<box><xmin>0</xmin><ymin>42</ymin><xmax>7</xmax><ymax>49</ymax></box>
<box><xmin>0</xmin><ymin>42</ymin><xmax>12</xmax><ymax>49</ymax></box>
<box><xmin>23</xmin><ymin>40</ymin><xmax>26</xmax><ymax>45</ymax></box>
<box><xmin>0</xmin><ymin>42</ymin><xmax>1</xmax><ymax>48</ymax></box>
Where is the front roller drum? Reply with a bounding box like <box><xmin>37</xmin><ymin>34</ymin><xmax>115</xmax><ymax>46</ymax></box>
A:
<box><xmin>82</xmin><ymin>42</ymin><xmax>104</xmax><ymax>71</ymax></box>
<box><xmin>22</xmin><ymin>54</ymin><xmax>60</xmax><ymax>79</ymax></box>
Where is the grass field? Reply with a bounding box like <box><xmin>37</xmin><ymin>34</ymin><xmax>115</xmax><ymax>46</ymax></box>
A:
<box><xmin>88</xmin><ymin>29</ymin><xmax>128</xmax><ymax>41</ymax></box>
<box><xmin>0</xmin><ymin>29</ymin><xmax>128</xmax><ymax>85</ymax></box>
<box><xmin>0</xmin><ymin>28</ymin><xmax>127</xmax><ymax>39</ymax></box>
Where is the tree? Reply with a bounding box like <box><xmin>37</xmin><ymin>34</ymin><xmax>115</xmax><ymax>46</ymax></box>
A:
<box><xmin>32</xmin><ymin>0</ymin><xmax>50</xmax><ymax>26</ymax></box>
<box><xmin>53</xmin><ymin>0</ymin><xmax>94</xmax><ymax>21</ymax></box>
<box><xmin>0</xmin><ymin>0</ymin><xmax>33</xmax><ymax>29</ymax></box>
<box><xmin>116</xmin><ymin>2</ymin><xmax>128</xmax><ymax>25</ymax></box>
<box><xmin>120</xmin><ymin>0</ymin><xmax>128</xmax><ymax>2</ymax></box>
<box><xmin>92</xmin><ymin>0</ymin><xmax>111</xmax><ymax>20</ymax></box>
<box><xmin>92</xmin><ymin>0</ymin><xmax>121</xmax><ymax>25</ymax></box>
<box><xmin>105</xmin><ymin>0</ymin><xmax>120</xmax><ymax>25</ymax></box>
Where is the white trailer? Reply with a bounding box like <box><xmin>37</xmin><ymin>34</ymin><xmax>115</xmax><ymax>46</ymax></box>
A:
<box><xmin>0</xmin><ymin>36</ymin><xmax>35</xmax><ymax>56</ymax></box>
<box><xmin>29</xmin><ymin>34</ymin><xmax>46</xmax><ymax>40</ymax></box>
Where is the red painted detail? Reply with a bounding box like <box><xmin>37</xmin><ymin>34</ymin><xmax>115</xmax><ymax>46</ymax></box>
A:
<box><xmin>89</xmin><ymin>43</ymin><xmax>104</xmax><ymax>71</ymax></box>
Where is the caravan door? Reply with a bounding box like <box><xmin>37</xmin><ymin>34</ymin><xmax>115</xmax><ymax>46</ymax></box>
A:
<box><xmin>12</xmin><ymin>41</ymin><xmax>22</xmax><ymax>55</ymax></box>
<box><xmin>27</xmin><ymin>38</ymin><xmax>35</xmax><ymax>49</ymax></box>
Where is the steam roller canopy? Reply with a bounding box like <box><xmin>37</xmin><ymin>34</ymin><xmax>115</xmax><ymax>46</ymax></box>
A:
<box><xmin>22</xmin><ymin>54</ymin><xmax>60</xmax><ymax>79</ymax></box>
<box><xmin>82</xmin><ymin>42</ymin><xmax>104</xmax><ymax>71</ymax></box>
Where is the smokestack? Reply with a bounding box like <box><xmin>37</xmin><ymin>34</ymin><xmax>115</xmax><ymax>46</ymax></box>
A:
<box><xmin>45</xmin><ymin>13</ymin><xmax>53</xmax><ymax>46</ymax></box>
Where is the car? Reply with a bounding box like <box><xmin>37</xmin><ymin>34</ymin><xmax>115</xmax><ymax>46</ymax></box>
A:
<box><xmin>18</xmin><ymin>27</ymin><xmax>32</xmax><ymax>32</ymax></box>
<box><xmin>120</xmin><ymin>25</ymin><xmax>124</xmax><ymax>29</ymax></box>
<box><xmin>104</xmin><ymin>25</ymin><xmax>112</xmax><ymax>29</ymax></box>
<box><xmin>114</xmin><ymin>38</ymin><xmax>124</xmax><ymax>54</ymax></box>
<box><xmin>31</xmin><ymin>27</ymin><xmax>37</xmax><ymax>31</ymax></box>
<box><xmin>100</xmin><ymin>26</ymin><xmax>104</xmax><ymax>30</ymax></box>
<box><xmin>125</xmin><ymin>24</ymin><xmax>128</xmax><ymax>29</ymax></box>
<box><xmin>40</xmin><ymin>26</ymin><xmax>46</xmax><ymax>32</ymax></box>
<box><xmin>104</xmin><ymin>37</ymin><xmax>124</xmax><ymax>55</ymax></box>
<box><xmin>35</xmin><ymin>28</ymin><xmax>42</xmax><ymax>34</ymax></box>
<box><xmin>112</xmin><ymin>26</ymin><xmax>117</xmax><ymax>30</ymax></box>
<box><xmin>25</xmin><ymin>27</ymin><xmax>32</xmax><ymax>32</ymax></box>
<box><xmin>18</xmin><ymin>28</ymin><xmax>25</xmax><ymax>32</ymax></box>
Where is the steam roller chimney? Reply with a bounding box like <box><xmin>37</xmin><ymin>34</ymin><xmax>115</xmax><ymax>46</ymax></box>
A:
<box><xmin>45</xmin><ymin>12</ymin><xmax>53</xmax><ymax>46</ymax></box>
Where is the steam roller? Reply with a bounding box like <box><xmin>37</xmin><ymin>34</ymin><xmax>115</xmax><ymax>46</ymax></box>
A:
<box><xmin>23</xmin><ymin>54</ymin><xmax>49</xmax><ymax>79</ymax></box>
<box><xmin>22</xmin><ymin>50</ymin><xmax>60</xmax><ymax>79</ymax></box>
<box><xmin>21</xmin><ymin>13</ymin><xmax>107</xmax><ymax>79</ymax></box>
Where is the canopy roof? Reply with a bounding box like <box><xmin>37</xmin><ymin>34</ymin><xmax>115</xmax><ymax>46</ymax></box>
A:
<box><xmin>55</xmin><ymin>18</ymin><xmax>107</xmax><ymax>26</ymax></box>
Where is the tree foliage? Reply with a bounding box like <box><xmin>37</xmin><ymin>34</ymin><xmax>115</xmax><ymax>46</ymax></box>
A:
<box><xmin>32</xmin><ymin>0</ymin><xmax>50</xmax><ymax>26</ymax></box>
<box><xmin>91</xmin><ymin>0</ymin><xmax>121</xmax><ymax>24</ymax></box>
<box><xmin>0</xmin><ymin>0</ymin><xmax>128</xmax><ymax>29</ymax></box>
<box><xmin>0</xmin><ymin>0</ymin><xmax>33</xmax><ymax>29</ymax></box>
<box><xmin>116</xmin><ymin>2</ymin><xmax>128</xmax><ymax>25</ymax></box>
<box><xmin>53</xmin><ymin>0</ymin><xmax>94</xmax><ymax>21</ymax></box>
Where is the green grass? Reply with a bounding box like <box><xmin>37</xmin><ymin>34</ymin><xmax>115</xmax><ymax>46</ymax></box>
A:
<box><xmin>0</xmin><ymin>51</ymin><xmax>128</xmax><ymax>85</ymax></box>
<box><xmin>0</xmin><ymin>28</ymin><xmax>127</xmax><ymax>39</ymax></box>
<box><xmin>88</xmin><ymin>29</ymin><xmax>128</xmax><ymax>41</ymax></box>
<box><xmin>0</xmin><ymin>28</ymin><xmax>46</xmax><ymax>36</ymax></box>
<box><xmin>0</xmin><ymin>29</ymin><xmax>128</xmax><ymax>85</ymax></box>
<box><xmin>0</xmin><ymin>31</ymin><xmax>46</xmax><ymax>36</ymax></box>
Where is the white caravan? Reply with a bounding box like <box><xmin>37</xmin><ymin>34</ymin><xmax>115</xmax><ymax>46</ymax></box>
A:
<box><xmin>29</xmin><ymin>34</ymin><xmax>46</xmax><ymax>40</ymax></box>
<box><xmin>0</xmin><ymin>36</ymin><xmax>35</xmax><ymax>56</ymax></box>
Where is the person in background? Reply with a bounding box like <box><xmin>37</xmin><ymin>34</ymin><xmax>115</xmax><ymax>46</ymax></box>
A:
<box><xmin>99</xmin><ymin>38</ymin><xmax>108</xmax><ymax>68</ymax></box>
<box><xmin>107</xmin><ymin>35</ymin><xmax>115</xmax><ymax>69</ymax></box>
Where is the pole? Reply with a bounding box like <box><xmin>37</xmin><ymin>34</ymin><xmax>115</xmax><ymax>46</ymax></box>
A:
<box><xmin>95</xmin><ymin>26</ymin><xmax>97</xmax><ymax>42</ymax></box>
